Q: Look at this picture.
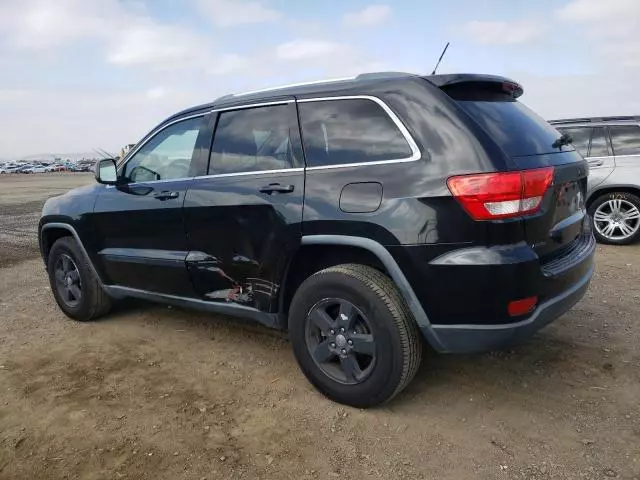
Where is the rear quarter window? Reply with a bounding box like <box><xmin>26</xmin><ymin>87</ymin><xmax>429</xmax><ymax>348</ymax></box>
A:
<box><xmin>610</xmin><ymin>125</ymin><xmax>640</xmax><ymax>156</ymax></box>
<box><xmin>298</xmin><ymin>98</ymin><xmax>413</xmax><ymax>167</ymax></box>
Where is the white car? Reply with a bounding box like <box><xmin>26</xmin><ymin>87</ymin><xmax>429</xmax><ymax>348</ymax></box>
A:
<box><xmin>23</xmin><ymin>166</ymin><xmax>48</xmax><ymax>174</ymax></box>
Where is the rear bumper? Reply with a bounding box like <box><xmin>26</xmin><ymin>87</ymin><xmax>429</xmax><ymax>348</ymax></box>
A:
<box><xmin>388</xmin><ymin>230</ymin><xmax>596</xmax><ymax>354</ymax></box>
<box><xmin>424</xmin><ymin>262</ymin><xmax>593</xmax><ymax>353</ymax></box>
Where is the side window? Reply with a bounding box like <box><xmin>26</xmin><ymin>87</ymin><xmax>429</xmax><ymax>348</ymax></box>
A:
<box><xmin>558</xmin><ymin>127</ymin><xmax>591</xmax><ymax>157</ymax></box>
<box><xmin>209</xmin><ymin>104</ymin><xmax>296</xmax><ymax>175</ymax></box>
<box><xmin>588</xmin><ymin>127</ymin><xmax>610</xmax><ymax>157</ymax></box>
<box><xmin>298</xmin><ymin>98</ymin><xmax>413</xmax><ymax>167</ymax></box>
<box><xmin>610</xmin><ymin>125</ymin><xmax>640</xmax><ymax>156</ymax></box>
<box><xmin>124</xmin><ymin>116</ymin><xmax>202</xmax><ymax>183</ymax></box>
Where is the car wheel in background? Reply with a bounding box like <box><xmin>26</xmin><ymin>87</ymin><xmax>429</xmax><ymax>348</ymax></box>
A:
<box><xmin>589</xmin><ymin>192</ymin><xmax>640</xmax><ymax>245</ymax></box>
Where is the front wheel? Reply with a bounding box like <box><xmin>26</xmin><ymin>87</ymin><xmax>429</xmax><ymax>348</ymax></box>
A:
<box><xmin>289</xmin><ymin>264</ymin><xmax>422</xmax><ymax>408</ymax></box>
<box><xmin>589</xmin><ymin>192</ymin><xmax>640</xmax><ymax>245</ymax></box>
<box><xmin>47</xmin><ymin>236</ymin><xmax>112</xmax><ymax>321</ymax></box>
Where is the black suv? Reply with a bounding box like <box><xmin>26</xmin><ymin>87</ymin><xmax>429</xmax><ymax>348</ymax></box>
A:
<box><xmin>39</xmin><ymin>72</ymin><xmax>595</xmax><ymax>407</ymax></box>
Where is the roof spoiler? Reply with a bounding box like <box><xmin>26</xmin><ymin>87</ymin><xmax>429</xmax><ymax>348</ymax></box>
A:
<box><xmin>423</xmin><ymin>74</ymin><xmax>523</xmax><ymax>98</ymax></box>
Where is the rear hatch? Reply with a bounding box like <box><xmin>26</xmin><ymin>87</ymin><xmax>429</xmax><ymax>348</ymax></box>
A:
<box><xmin>429</xmin><ymin>75</ymin><xmax>589</xmax><ymax>260</ymax></box>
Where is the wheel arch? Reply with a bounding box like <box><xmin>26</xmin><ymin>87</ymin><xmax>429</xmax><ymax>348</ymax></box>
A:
<box><xmin>587</xmin><ymin>184</ymin><xmax>640</xmax><ymax>209</ymax></box>
<box><xmin>281</xmin><ymin>235</ymin><xmax>444</xmax><ymax>351</ymax></box>
<box><xmin>40</xmin><ymin>222</ymin><xmax>104</xmax><ymax>285</ymax></box>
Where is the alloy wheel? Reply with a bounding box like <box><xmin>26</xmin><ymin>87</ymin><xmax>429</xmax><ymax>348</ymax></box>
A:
<box><xmin>54</xmin><ymin>254</ymin><xmax>82</xmax><ymax>308</ymax></box>
<box><xmin>304</xmin><ymin>298</ymin><xmax>376</xmax><ymax>385</ymax></box>
<box><xmin>593</xmin><ymin>199</ymin><xmax>640</xmax><ymax>241</ymax></box>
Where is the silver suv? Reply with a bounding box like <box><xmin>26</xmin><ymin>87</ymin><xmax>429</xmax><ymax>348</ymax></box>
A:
<box><xmin>550</xmin><ymin>117</ymin><xmax>640</xmax><ymax>245</ymax></box>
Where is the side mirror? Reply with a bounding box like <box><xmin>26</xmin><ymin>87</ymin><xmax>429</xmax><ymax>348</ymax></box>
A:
<box><xmin>95</xmin><ymin>158</ymin><xmax>118</xmax><ymax>185</ymax></box>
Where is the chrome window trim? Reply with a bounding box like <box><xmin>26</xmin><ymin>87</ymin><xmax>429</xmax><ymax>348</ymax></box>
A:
<box><xmin>297</xmin><ymin>95</ymin><xmax>422</xmax><ymax>171</ymax></box>
<box><xmin>193</xmin><ymin>167</ymin><xmax>304</xmax><ymax>182</ymax></box>
<box><xmin>211</xmin><ymin>99</ymin><xmax>294</xmax><ymax>113</ymax></box>
<box><xmin>116</xmin><ymin>96</ymin><xmax>422</xmax><ymax>182</ymax></box>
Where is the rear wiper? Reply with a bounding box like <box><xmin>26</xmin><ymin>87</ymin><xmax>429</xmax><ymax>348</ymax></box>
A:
<box><xmin>552</xmin><ymin>132</ymin><xmax>573</xmax><ymax>149</ymax></box>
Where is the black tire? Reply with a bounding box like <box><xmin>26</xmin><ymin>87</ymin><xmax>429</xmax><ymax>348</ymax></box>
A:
<box><xmin>588</xmin><ymin>192</ymin><xmax>640</xmax><ymax>245</ymax></box>
<box><xmin>47</xmin><ymin>236</ymin><xmax>112</xmax><ymax>321</ymax></box>
<box><xmin>288</xmin><ymin>264</ymin><xmax>422</xmax><ymax>408</ymax></box>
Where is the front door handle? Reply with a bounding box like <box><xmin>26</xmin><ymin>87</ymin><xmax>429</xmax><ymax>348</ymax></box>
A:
<box><xmin>153</xmin><ymin>191</ymin><xmax>180</xmax><ymax>200</ymax></box>
<box><xmin>258</xmin><ymin>183</ymin><xmax>295</xmax><ymax>194</ymax></box>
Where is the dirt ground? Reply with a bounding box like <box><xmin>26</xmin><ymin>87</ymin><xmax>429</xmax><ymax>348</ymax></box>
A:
<box><xmin>0</xmin><ymin>174</ymin><xmax>639</xmax><ymax>480</ymax></box>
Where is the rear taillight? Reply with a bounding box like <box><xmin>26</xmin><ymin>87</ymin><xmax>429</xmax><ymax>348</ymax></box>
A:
<box><xmin>447</xmin><ymin>167</ymin><xmax>554</xmax><ymax>220</ymax></box>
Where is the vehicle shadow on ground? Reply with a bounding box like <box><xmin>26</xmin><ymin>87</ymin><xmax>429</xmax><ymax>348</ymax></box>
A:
<box><xmin>392</xmin><ymin>329</ymin><xmax>613</xmax><ymax>411</ymax></box>
<box><xmin>102</xmin><ymin>298</ymin><xmax>611</xmax><ymax>413</ymax></box>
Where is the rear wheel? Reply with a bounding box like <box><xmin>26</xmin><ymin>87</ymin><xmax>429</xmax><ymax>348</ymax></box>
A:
<box><xmin>589</xmin><ymin>192</ymin><xmax>640</xmax><ymax>245</ymax></box>
<box><xmin>289</xmin><ymin>264</ymin><xmax>422</xmax><ymax>407</ymax></box>
<box><xmin>47</xmin><ymin>236</ymin><xmax>112</xmax><ymax>321</ymax></box>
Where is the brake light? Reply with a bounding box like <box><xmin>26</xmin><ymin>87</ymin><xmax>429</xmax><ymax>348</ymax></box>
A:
<box><xmin>447</xmin><ymin>167</ymin><xmax>554</xmax><ymax>220</ymax></box>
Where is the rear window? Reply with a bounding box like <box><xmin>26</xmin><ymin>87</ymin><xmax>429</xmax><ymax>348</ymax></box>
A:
<box><xmin>444</xmin><ymin>84</ymin><xmax>570</xmax><ymax>158</ymax></box>
<box><xmin>610</xmin><ymin>125</ymin><xmax>640</xmax><ymax>156</ymax></box>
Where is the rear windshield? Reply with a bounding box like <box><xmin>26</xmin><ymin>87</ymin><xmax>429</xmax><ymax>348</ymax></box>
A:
<box><xmin>444</xmin><ymin>84</ymin><xmax>571</xmax><ymax>158</ymax></box>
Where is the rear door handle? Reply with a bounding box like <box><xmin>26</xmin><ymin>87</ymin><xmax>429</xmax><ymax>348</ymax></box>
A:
<box><xmin>258</xmin><ymin>183</ymin><xmax>295</xmax><ymax>194</ymax></box>
<box><xmin>153</xmin><ymin>191</ymin><xmax>180</xmax><ymax>200</ymax></box>
<box><xmin>587</xmin><ymin>159</ymin><xmax>604</xmax><ymax>167</ymax></box>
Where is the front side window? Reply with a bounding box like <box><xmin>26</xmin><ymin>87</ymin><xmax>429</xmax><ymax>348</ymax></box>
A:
<box><xmin>123</xmin><ymin>116</ymin><xmax>203</xmax><ymax>183</ymax></box>
<box><xmin>558</xmin><ymin>127</ymin><xmax>591</xmax><ymax>157</ymax></box>
<box><xmin>610</xmin><ymin>125</ymin><xmax>640</xmax><ymax>156</ymax></box>
<box><xmin>298</xmin><ymin>98</ymin><xmax>413</xmax><ymax>167</ymax></box>
<box><xmin>588</xmin><ymin>127</ymin><xmax>610</xmax><ymax>157</ymax></box>
<box><xmin>209</xmin><ymin>104</ymin><xmax>296</xmax><ymax>175</ymax></box>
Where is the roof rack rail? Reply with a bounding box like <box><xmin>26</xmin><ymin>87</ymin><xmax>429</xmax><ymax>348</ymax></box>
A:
<box><xmin>212</xmin><ymin>71</ymin><xmax>418</xmax><ymax>103</ymax></box>
<box><xmin>549</xmin><ymin>115</ymin><xmax>640</xmax><ymax>124</ymax></box>
<box><xmin>548</xmin><ymin>118</ymin><xmax>592</xmax><ymax>124</ymax></box>
<box><xmin>355</xmin><ymin>71</ymin><xmax>414</xmax><ymax>80</ymax></box>
<box><xmin>217</xmin><ymin>76</ymin><xmax>357</xmax><ymax>101</ymax></box>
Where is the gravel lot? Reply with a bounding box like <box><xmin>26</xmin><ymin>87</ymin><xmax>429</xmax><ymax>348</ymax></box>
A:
<box><xmin>0</xmin><ymin>174</ymin><xmax>639</xmax><ymax>480</ymax></box>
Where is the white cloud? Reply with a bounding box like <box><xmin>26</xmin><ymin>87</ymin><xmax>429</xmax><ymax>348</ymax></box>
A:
<box><xmin>555</xmin><ymin>0</ymin><xmax>640</xmax><ymax>70</ymax></box>
<box><xmin>343</xmin><ymin>5</ymin><xmax>391</xmax><ymax>27</ymax></box>
<box><xmin>106</xmin><ymin>22</ymin><xmax>204</xmax><ymax>68</ymax></box>
<box><xmin>208</xmin><ymin>54</ymin><xmax>252</xmax><ymax>75</ymax></box>
<box><xmin>462</xmin><ymin>19</ymin><xmax>545</xmax><ymax>45</ymax></box>
<box><xmin>0</xmin><ymin>0</ymin><xmax>210</xmax><ymax>69</ymax></box>
<box><xmin>517</xmin><ymin>72</ymin><xmax>640</xmax><ymax>120</ymax></box>
<box><xmin>556</xmin><ymin>0</ymin><xmax>638</xmax><ymax>23</ymax></box>
<box><xmin>0</xmin><ymin>87</ymin><xmax>202</xmax><ymax>157</ymax></box>
<box><xmin>276</xmin><ymin>39</ymin><xmax>344</xmax><ymax>61</ymax></box>
<box><xmin>145</xmin><ymin>86</ymin><xmax>170</xmax><ymax>100</ymax></box>
<box><xmin>193</xmin><ymin>0</ymin><xmax>281</xmax><ymax>27</ymax></box>
<box><xmin>0</xmin><ymin>0</ymin><xmax>117</xmax><ymax>49</ymax></box>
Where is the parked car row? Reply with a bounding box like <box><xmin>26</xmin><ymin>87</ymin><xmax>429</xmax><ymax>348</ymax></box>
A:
<box><xmin>0</xmin><ymin>163</ymin><xmax>93</xmax><ymax>174</ymax></box>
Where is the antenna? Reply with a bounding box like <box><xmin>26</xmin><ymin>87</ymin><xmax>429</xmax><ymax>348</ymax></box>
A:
<box><xmin>95</xmin><ymin>148</ymin><xmax>115</xmax><ymax>159</ymax></box>
<box><xmin>93</xmin><ymin>149</ymin><xmax>112</xmax><ymax>159</ymax></box>
<box><xmin>431</xmin><ymin>42</ymin><xmax>450</xmax><ymax>75</ymax></box>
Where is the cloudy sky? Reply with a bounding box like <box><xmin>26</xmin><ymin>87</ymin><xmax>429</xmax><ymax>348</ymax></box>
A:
<box><xmin>0</xmin><ymin>0</ymin><xmax>638</xmax><ymax>158</ymax></box>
